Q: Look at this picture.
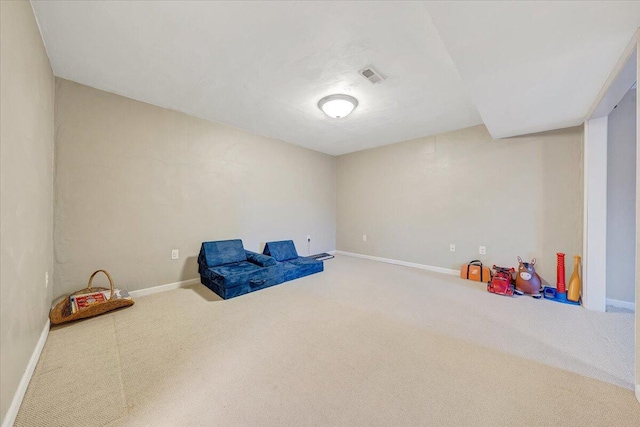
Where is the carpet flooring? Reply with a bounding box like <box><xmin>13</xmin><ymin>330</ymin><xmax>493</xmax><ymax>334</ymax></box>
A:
<box><xmin>15</xmin><ymin>255</ymin><xmax>640</xmax><ymax>426</ymax></box>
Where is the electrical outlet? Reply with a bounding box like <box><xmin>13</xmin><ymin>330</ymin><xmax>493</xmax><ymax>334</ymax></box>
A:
<box><xmin>479</xmin><ymin>246</ymin><xmax>486</xmax><ymax>255</ymax></box>
<box><xmin>45</xmin><ymin>271</ymin><xmax>49</xmax><ymax>288</ymax></box>
<box><xmin>307</xmin><ymin>235</ymin><xmax>311</xmax><ymax>242</ymax></box>
<box><xmin>171</xmin><ymin>249</ymin><xmax>179</xmax><ymax>260</ymax></box>
<box><xmin>363</xmin><ymin>234</ymin><xmax>367</xmax><ymax>242</ymax></box>
<box><xmin>450</xmin><ymin>244</ymin><xmax>456</xmax><ymax>252</ymax></box>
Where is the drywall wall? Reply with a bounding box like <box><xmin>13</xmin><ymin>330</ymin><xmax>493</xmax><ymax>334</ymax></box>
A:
<box><xmin>607</xmin><ymin>88</ymin><xmax>637</xmax><ymax>304</ymax></box>
<box><xmin>0</xmin><ymin>1</ymin><xmax>55</xmax><ymax>423</ymax></box>
<box><xmin>54</xmin><ymin>79</ymin><xmax>336</xmax><ymax>298</ymax></box>
<box><xmin>336</xmin><ymin>125</ymin><xmax>583</xmax><ymax>284</ymax></box>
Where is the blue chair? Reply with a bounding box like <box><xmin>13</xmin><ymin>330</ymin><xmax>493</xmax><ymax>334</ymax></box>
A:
<box><xmin>198</xmin><ymin>239</ymin><xmax>284</xmax><ymax>299</ymax></box>
<box><xmin>262</xmin><ymin>240</ymin><xmax>324</xmax><ymax>282</ymax></box>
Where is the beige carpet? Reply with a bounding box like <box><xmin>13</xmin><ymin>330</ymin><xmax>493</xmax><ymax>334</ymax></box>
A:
<box><xmin>15</xmin><ymin>255</ymin><xmax>640</xmax><ymax>426</ymax></box>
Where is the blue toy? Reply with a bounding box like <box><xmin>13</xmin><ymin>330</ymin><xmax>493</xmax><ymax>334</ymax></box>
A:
<box><xmin>542</xmin><ymin>286</ymin><xmax>580</xmax><ymax>306</ymax></box>
<box><xmin>263</xmin><ymin>240</ymin><xmax>324</xmax><ymax>282</ymax></box>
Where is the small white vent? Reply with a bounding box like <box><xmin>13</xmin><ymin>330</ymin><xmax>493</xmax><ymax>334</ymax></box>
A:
<box><xmin>359</xmin><ymin>65</ymin><xmax>385</xmax><ymax>84</ymax></box>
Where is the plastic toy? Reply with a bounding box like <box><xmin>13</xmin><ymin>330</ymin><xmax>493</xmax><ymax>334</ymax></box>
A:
<box><xmin>567</xmin><ymin>255</ymin><xmax>582</xmax><ymax>302</ymax></box>
<box><xmin>487</xmin><ymin>265</ymin><xmax>515</xmax><ymax>296</ymax></box>
<box><xmin>542</xmin><ymin>286</ymin><xmax>580</xmax><ymax>305</ymax></box>
<box><xmin>515</xmin><ymin>256</ymin><xmax>542</xmax><ymax>298</ymax></box>
<box><xmin>543</xmin><ymin>253</ymin><xmax>580</xmax><ymax>306</ymax></box>
<box><xmin>556</xmin><ymin>253</ymin><xmax>566</xmax><ymax>293</ymax></box>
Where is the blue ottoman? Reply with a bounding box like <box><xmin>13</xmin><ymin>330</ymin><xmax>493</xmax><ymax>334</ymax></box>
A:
<box><xmin>262</xmin><ymin>240</ymin><xmax>324</xmax><ymax>282</ymax></box>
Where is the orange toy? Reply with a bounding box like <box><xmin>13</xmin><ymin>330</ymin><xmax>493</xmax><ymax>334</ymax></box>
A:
<box><xmin>567</xmin><ymin>255</ymin><xmax>582</xmax><ymax>302</ymax></box>
<box><xmin>460</xmin><ymin>260</ymin><xmax>491</xmax><ymax>283</ymax></box>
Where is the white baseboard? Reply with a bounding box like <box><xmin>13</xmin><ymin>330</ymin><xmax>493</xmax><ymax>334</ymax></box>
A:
<box><xmin>129</xmin><ymin>278</ymin><xmax>201</xmax><ymax>298</ymax></box>
<box><xmin>335</xmin><ymin>250</ymin><xmax>458</xmax><ymax>276</ymax></box>
<box><xmin>606</xmin><ymin>298</ymin><xmax>635</xmax><ymax>311</ymax></box>
<box><xmin>2</xmin><ymin>320</ymin><xmax>50</xmax><ymax>427</ymax></box>
<box><xmin>1</xmin><ymin>278</ymin><xmax>201</xmax><ymax>425</ymax></box>
<box><xmin>327</xmin><ymin>250</ymin><xmax>336</xmax><ymax>255</ymax></box>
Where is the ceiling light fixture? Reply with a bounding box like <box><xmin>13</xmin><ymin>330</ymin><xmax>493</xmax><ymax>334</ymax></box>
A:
<box><xmin>318</xmin><ymin>94</ymin><xmax>358</xmax><ymax>119</ymax></box>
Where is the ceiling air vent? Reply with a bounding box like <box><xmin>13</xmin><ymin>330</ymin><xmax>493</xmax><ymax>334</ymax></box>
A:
<box><xmin>359</xmin><ymin>66</ymin><xmax>385</xmax><ymax>84</ymax></box>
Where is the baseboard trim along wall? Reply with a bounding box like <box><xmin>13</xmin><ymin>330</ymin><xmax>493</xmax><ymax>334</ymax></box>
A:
<box><xmin>2</xmin><ymin>320</ymin><xmax>50</xmax><ymax>427</ymax></box>
<box><xmin>605</xmin><ymin>298</ymin><xmax>636</xmax><ymax>311</ymax></box>
<box><xmin>335</xmin><ymin>251</ymin><xmax>459</xmax><ymax>276</ymax></box>
<box><xmin>4</xmin><ymin>276</ymin><xmax>232</xmax><ymax>426</ymax></box>
<box><xmin>128</xmin><ymin>278</ymin><xmax>201</xmax><ymax>298</ymax></box>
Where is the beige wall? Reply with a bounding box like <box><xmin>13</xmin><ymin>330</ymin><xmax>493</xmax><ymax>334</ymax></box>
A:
<box><xmin>54</xmin><ymin>79</ymin><xmax>336</xmax><ymax>298</ymax></box>
<box><xmin>607</xmin><ymin>88</ymin><xmax>636</xmax><ymax>304</ymax></box>
<box><xmin>0</xmin><ymin>1</ymin><xmax>55</xmax><ymax>423</ymax></box>
<box><xmin>337</xmin><ymin>124</ymin><xmax>583</xmax><ymax>284</ymax></box>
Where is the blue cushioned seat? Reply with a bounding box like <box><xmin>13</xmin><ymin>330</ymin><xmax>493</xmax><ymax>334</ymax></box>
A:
<box><xmin>198</xmin><ymin>239</ymin><xmax>284</xmax><ymax>299</ymax></box>
<box><xmin>208</xmin><ymin>261</ymin><xmax>261</xmax><ymax>276</ymax></box>
<box><xmin>263</xmin><ymin>240</ymin><xmax>323</xmax><ymax>282</ymax></box>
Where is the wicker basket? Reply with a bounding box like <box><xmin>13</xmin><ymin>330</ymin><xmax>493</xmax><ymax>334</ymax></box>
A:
<box><xmin>50</xmin><ymin>270</ymin><xmax>134</xmax><ymax>325</ymax></box>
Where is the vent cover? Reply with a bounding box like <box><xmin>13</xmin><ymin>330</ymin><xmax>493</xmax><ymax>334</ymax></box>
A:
<box><xmin>359</xmin><ymin>66</ymin><xmax>385</xmax><ymax>84</ymax></box>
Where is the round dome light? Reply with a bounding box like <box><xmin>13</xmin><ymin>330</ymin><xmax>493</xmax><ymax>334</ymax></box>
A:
<box><xmin>318</xmin><ymin>94</ymin><xmax>358</xmax><ymax>119</ymax></box>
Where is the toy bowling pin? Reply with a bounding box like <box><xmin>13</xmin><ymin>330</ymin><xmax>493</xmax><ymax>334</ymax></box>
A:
<box><xmin>567</xmin><ymin>255</ymin><xmax>581</xmax><ymax>302</ymax></box>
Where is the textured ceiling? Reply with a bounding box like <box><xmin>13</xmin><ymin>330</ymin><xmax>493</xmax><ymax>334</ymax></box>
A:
<box><xmin>31</xmin><ymin>1</ymin><xmax>640</xmax><ymax>155</ymax></box>
<box><xmin>425</xmin><ymin>1</ymin><xmax>640</xmax><ymax>138</ymax></box>
<box><xmin>31</xmin><ymin>1</ymin><xmax>481</xmax><ymax>155</ymax></box>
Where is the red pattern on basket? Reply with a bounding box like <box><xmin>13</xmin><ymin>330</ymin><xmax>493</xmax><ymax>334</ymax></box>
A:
<box><xmin>73</xmin><ymin>292</ymin><xmax>107</xmax><ymax>310</ymax></box>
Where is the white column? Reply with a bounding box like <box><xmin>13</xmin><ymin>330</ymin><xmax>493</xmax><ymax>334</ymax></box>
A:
<box><xmin>583</xmin><ymin>117</ymin><xmax>608</xmax><ymax>312</ymax></box>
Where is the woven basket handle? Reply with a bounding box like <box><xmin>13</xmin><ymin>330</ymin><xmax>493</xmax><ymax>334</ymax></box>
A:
<box><xmin>87</xmin><ymin>269</ymin><xmax>115</xmax><ymax>301</ymax></box>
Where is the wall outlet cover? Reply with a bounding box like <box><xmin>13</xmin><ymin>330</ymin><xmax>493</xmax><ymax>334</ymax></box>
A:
<box><xmin>171</xmin><ymin>249</ymin><xmax>179</xmax><ymax>260</ymax></box>
<box><xmin>479</xmin><ymin>246</ymin><xmax>487</xmax><ymax>255</ymax></box>
<box><xmin>450</xmin><ymin>244</ymin><xmax>456</xmax><ymax>252</ymax></box>
<box><xmin>363</xmin><ymin>234</ymin><xmax>367</xmax><ymax>242</ymax></box>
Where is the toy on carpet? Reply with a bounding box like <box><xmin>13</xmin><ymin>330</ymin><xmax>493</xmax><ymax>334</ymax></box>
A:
<box><xmin>487</xmin><ymin>265</ymin><xmax>515</xmax><ymax>296</ymax></box>
<box><xmin>567</xmin><ymin>255</ymin><xmax>582</xmax><ymax>302</ymax></box>
<box><xmin>460</xmin><ymin>260</ymin><xmax>491</xmax><ymax>283</ymax></box>
<box><xmin>515</xmin><ymin>256</ymin><xmax>542</xmax><ymax>298</ymax></box>
<box><xmin>556</xmin><ymin>253</ymin><xmax>566</xmax><ymax>293</ymax></box>
<box><xmin>542</xmin><ymin>252</ymin><xmax>580</xmax><ymax>305</ymax></box>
